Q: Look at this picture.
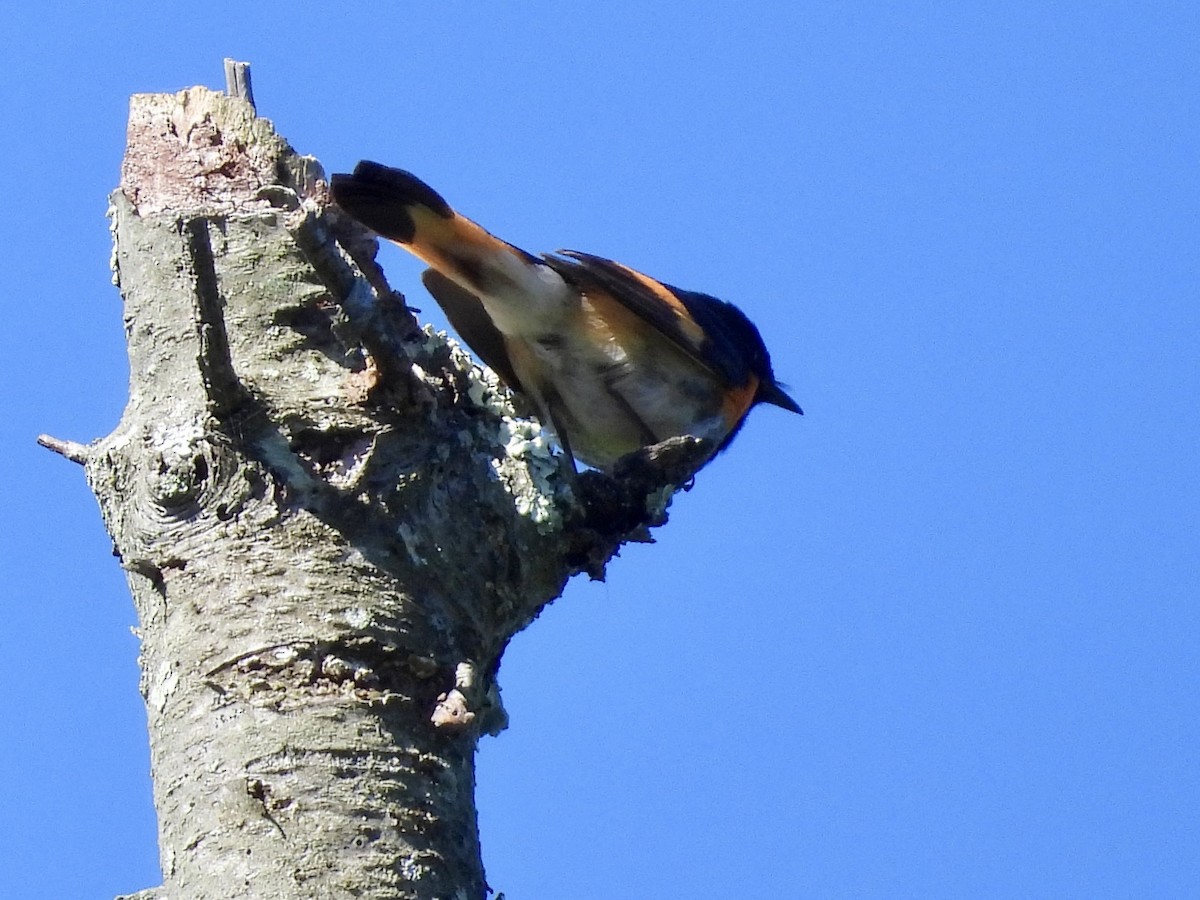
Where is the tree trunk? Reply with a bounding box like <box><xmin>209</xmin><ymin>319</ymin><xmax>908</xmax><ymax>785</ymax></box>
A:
<box><xmin>42</xmin><ymin>83</ymin><xmax>705</xmax><ymax>900</ymax></box>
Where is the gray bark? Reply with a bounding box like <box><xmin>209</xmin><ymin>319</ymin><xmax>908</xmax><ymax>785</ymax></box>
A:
<box><xmin>42</xmin><ymin>85</ymin><xmax>706</xmax><ymax>899</ymax></box>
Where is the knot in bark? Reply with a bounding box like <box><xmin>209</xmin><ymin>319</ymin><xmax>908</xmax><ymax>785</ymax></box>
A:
<box><xmin>139</xmin><ymin>422</ymin><xmax>260</xmax><ymax>526</ymax></box>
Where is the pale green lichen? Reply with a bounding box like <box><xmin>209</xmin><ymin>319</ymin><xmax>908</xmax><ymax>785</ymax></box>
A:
<box><xmin>301</xmin><ymin>359</ymin><xmax>325</xmax><ymax>383</ymax></box>
<box><xmin>498</xmin><ymin>417</ymin><xmax>553</xmax><ymax>462</ymax></box>
<box><xmin>149</xmin><ymin>421</ymin><xmax>206</xmax><ymax>461</ymax></box>
<box><xmin>397</xmin><ymin>522</ymin><xmax>426</xmax><ymax>566</ymax></box>
<box><xmin>107</xmin><ymin>198</ymin><xmax>121</xmax><ymax>287</ymax></box>
<box><xmin>644</xmin><ymin>484</ymin><xmax>676</xmax><ymax>520</ymax></box>
<box><xmin>465</xmin><ymin>363</ymin><xmax>513</xmax><ymax>416</ymax></box>
<box><xmin>414</xmin><ymin>326</ymin><xmax>518</xmax><ymax>416</ymax></box>
<box><xmin>404</xmin><ymin>323</ymin><xmax>450</xmax><ymax>357</ymax></box>
<box><xmin>409</xmin><ymin>362</ymin><xmax>434</xmax><ymax>388</ymax></box>
<box><xmin>489</xmin><ymin>417</ymin><xmax>563</xmax><ymax>533</ymax></box>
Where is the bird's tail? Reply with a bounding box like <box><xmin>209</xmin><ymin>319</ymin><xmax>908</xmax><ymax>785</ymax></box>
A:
<box><xmin>329</xmin><ymin>161</ymin><xmax>532</xmax><ymax>293</ymax></box>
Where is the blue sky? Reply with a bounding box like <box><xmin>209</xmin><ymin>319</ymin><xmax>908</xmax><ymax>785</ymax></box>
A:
<box><xmin>3</xmin><ymin>2</ymin><xmax>1197</xmax><ymax>897</ymax></box>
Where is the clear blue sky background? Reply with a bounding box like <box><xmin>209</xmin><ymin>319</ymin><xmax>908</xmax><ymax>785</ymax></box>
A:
<box><xmin>3</xmin><ymin>3</ymin><xmax>1196</xmax><ymax>898</ymax></box>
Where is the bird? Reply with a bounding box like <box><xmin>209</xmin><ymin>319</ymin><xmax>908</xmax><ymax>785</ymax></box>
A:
<box><xmin>329</xmin><ymin>161</ymin><xmax>801</xmax><ymax>472</ymax></box>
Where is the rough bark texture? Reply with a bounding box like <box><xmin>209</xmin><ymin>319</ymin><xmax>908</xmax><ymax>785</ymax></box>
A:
<box><xmin>51</xmin><ymin>86</ymin><xmax>707</xmax><ymax>900</ymax></box>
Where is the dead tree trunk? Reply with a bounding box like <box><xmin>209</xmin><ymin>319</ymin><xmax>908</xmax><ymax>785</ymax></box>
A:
<box><xmin>39</xmin><ymin>81</ymin><xmax>705</xmax><ymax>900</ymax></box>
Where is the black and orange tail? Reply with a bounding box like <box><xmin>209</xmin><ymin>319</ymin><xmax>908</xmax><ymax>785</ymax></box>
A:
<box><xmin>329</xmin><ymin>161</ymin><xmax>454</xmax><ymax>244</ymax></box>
<box><xmin>330</xmin><ymin>161</ymin><xmax>541</xmax><ymax>294</ymax></box>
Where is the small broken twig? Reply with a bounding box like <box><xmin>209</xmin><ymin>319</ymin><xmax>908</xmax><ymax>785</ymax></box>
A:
<box><xmin>223</xmin><ymin>59</ymin><xmax>255</xmax><ymax>110</ymax></box>
<box><xmin>37</xmin><ymin>433</ymin><xmax>90</xmax><ymax>465</ymax></box>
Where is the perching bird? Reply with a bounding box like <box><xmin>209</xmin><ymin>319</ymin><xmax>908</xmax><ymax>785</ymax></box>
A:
<box><xmin>329</xmin><ymin>161</ymin><xmax>801</xmax><ymax>471</ymax></box>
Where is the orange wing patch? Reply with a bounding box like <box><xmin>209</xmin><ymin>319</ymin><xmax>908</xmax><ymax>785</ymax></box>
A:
<box><xmin>607</xmin><ymin>262</ymin><xmax>707</xmax><ymax>346</ymax></box>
